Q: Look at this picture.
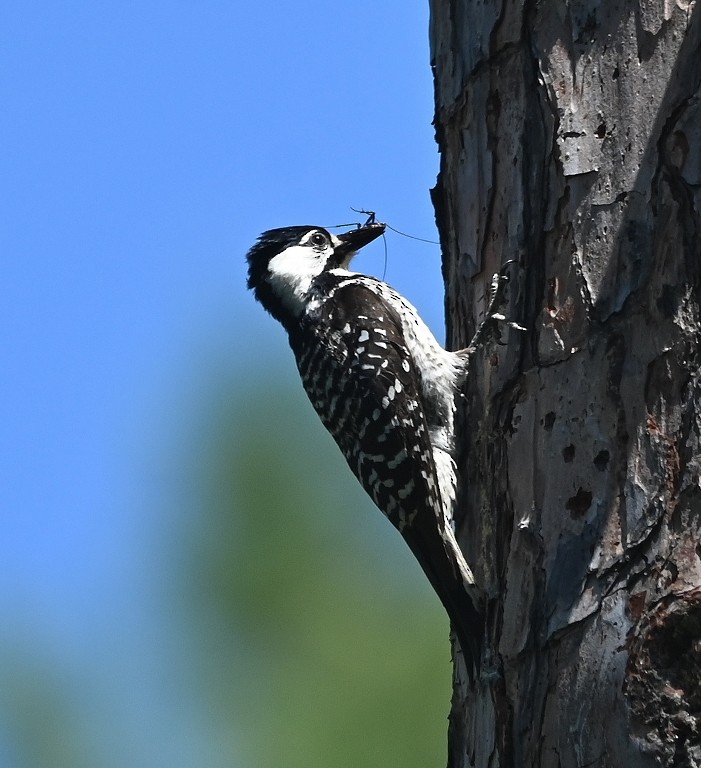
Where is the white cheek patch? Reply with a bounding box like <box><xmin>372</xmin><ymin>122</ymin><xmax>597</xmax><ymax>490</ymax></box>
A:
<box><xmin>267</xmin><ymin>245</ymin><xmax>325</xmax><ymax>316</ymax></box>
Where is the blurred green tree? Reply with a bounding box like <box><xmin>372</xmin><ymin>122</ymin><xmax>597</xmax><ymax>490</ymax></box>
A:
<box><xmin>184</xmin><ymin>370</ymin><xmax>456</xmax><ymax>767</ymax></box>
<box><xmin>0</xmin><ymin>648</ymin><xmax>96</xmax><ymax>768</ymax></box>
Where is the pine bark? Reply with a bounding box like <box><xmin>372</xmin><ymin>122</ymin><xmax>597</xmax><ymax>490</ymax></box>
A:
<box><xmin>429</xmin><ymin>2</ymin><xmax>701</xmax><ymax>766</ymax></box>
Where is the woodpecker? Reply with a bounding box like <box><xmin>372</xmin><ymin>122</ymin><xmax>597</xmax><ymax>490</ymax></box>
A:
<box><xmin>246</xmin><ymin>221</ymin><xmax>484</xmax><ymax>672</ymax></box>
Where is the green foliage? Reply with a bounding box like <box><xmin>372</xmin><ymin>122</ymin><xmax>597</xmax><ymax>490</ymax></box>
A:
<box><xmin>0</xmin><ymin>648</ymin><xmax>96</xmax><ymax>768</ymax></box>
<box><xmin>185</xmin><ymin>372</ymin><xmax>453</xmax><ymax>767</ymax></box>
<box><xmin>0</xmin><ymin>367</ymin><xmax>453</xmax><ymax>768</ymax></box>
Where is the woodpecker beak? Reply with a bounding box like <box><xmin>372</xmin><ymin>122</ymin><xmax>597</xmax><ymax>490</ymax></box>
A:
<box><xmin>334</xmin><ymin>222</ymin><xmax>386</xmax><ymax>267</ymax></box>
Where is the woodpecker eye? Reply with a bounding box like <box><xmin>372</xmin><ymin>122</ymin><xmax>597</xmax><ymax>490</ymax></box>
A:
<box><xmin>309</xmin><ymin>231</ymin><xmax>328</xmax><ymax>248</ymax></box>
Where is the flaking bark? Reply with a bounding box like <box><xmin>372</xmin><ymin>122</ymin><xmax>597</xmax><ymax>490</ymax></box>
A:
<box><xmin>429</xmin><ymin>1</ymin><xmax>701</xmax><ymax>765</ymax></box>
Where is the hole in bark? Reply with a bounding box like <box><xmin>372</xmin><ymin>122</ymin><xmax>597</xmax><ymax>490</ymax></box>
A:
<box><xmin>543</xmin><ymin>412</ymin><xmax>556</xmax><ymax>431</ymax></box>
<box><xmin>563</xmin><ymin>445</ymin><xmax>575</xmax><ymax>463</ymax></box>
<box><xmin>626</xmin><ymin>597</ymin><xmax>701</xmax><ymax>757</ymax></box>
<box><xmin>612</xmin><ymin>66</ymin><xmax>620</xmax><ymax>79</ymax></box>
<box><xmin>648</xmin><ymin>609</ymin><xmax>701</xmax><ymax>699</ymax></box>
<box><xmin>595</xmin><ymin>122</ymin><xmax>607</xmax><ymax>139</ymax></box>
<box><xmin>594</xmin><ymin>450</ymin><xmax>610</xmax><ymax>471</ymax></box>
<box><xmin>566</xmin><ymin>488</ymin><xmax>592</xmax><ymax>517</ymax></box>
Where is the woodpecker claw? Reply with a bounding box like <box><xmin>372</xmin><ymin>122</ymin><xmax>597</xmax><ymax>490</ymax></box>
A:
<box><xmin>458</xmin><ymin>261</ymin><xmax>525</xmax><ymax>361</ymax></box>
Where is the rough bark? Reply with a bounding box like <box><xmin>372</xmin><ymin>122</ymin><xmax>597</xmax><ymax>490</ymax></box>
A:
<box><xmin>429</xmin><ymin>1</ymin><xmax>701</xmax><ymax>766</ymax></box>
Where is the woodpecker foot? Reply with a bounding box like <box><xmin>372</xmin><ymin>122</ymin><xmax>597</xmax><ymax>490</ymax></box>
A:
<box><xmin>459</xmin><ymin>260</ymin><xmax>525</xmax><ymax>361</ymax></box>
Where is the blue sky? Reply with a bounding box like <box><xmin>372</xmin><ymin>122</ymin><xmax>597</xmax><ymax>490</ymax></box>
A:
<box><xmin>2</xmin><ymin>3</ymin><xmax>446</xmax><ymax>765</ymax></box>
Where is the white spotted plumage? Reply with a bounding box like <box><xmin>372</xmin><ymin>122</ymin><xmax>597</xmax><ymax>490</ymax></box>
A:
<box><xmin>246</xmin><ymin>222</ymin><xmax>481</xmax><ymax>674</ymax></box>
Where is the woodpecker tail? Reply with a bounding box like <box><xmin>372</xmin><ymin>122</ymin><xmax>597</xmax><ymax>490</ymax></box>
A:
<box><xmin>402</xmin><ymin>519</ymin><xmax>482</xmax><ymax>680</ymax></box>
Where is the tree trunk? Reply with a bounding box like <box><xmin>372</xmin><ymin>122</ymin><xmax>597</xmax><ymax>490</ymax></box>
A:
<box><xmin>429</xmin><ymin>1</ymin><xmax>701</xmax><ymax>765</ymax></box>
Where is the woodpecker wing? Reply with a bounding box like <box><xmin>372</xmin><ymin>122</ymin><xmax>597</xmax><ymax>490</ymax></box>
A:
<box><xmin>290</xmin><ymin>278</ymin><xmax>480</xmax><ymax>669</ymax></box>
<box><xmin>295</xmin><ymin>279</ymin><xmax>442</xmax><ymax>527</ymax></box>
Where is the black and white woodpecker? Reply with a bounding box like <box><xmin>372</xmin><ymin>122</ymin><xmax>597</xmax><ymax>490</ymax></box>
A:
<box><xmin>246</xmin><ymin>220</ymin><xmax>483</xmax><ymax>673</ymax></box>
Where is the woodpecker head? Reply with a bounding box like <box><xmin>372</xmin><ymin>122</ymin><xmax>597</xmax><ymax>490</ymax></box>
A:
<box><xmin>246</xmin><ymin>222</ymin><xmax>385</xmax><ymax>321</ymax></box>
